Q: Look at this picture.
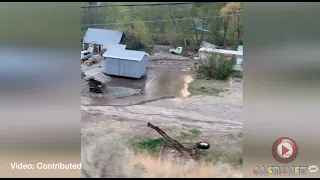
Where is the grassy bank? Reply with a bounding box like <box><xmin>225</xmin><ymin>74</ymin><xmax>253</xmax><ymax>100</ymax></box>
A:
<box><xmin>130</xmin><ymin>128</ymin><xmax>242</xmax><ymax>167</ymax></box>
<box><xmin>130</xmin><ymin>128</ymin><xmax>201</xmax><ymax>156</ymax></box>
<box><xmin>188</xmin><ymin>79</ymin><xmax>230</xmax><ymax>96</ymax></box>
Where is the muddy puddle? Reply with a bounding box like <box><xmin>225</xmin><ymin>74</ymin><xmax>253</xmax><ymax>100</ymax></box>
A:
<box><xmin>82</xmin><ymin>62</ymin><xmax>195</xmax><ymax>106</ymax></box>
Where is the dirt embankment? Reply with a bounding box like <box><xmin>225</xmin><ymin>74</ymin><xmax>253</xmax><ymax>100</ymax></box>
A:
<box><xmin>82</xmin><ymin>144</ymin><xmax>242</xmax><ymax>178</ymax></box>
<box><xmin>81</xmin><ymin>120</ymin><xmax>242</xmax><ymax>178</ymax></box>
<box><xmin>83</xmin><ymin>150</ymin><xmax>242</xmax><ymax>178</ymax></box>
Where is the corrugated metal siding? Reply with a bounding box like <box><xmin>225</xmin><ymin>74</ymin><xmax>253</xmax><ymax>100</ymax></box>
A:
<box><xmin>143</xmin><ymin>55</ymin><xmax>149</xmax><ymax>76</ymax></box>
<box><xmin>105</xmin><ymin>55</ymin><xmax>148</xmax><ymax>78</ymax></box>
<box><xmin>138</xmin><ymin>55</ymin><xmax>148</xmax><ymax>77</ymax></box>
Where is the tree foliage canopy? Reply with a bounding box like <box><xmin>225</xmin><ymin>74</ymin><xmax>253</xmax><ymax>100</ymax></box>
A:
<box><xmin>81</xmin><ymin>2</ymin><xmax>243</xmax><ymax>50</ymax></box>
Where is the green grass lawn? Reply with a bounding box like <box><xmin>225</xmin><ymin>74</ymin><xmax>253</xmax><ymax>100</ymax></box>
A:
<box><xmin>188</xmin><ymin>79</ymin><xmax>229</xmax><ymax>96</ymax></box>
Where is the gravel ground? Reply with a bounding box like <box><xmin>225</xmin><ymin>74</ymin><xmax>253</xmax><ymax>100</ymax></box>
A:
<box><xmin>81</xmin><ymin>47</ymin><xmax>243</xmax><ymax>178</ymax></box>
<box><xmin>82</xmin><ymin>85</ymin><xmax>141</xmax><ymax>99</ymax></box>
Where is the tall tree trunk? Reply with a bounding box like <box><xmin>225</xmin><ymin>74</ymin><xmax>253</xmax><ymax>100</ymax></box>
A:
<box><xmin>237</xmin><ymin>15</ymin><xmax>241</xmax><ymax>41</ymax></box>
<box><xmin>223</xmin><ymin>15</ymin><xmax>230</xmax><ymax>48</ymax></box>
<box><xmin>166</xmin><ymin>7</ymin><xmax>180</xmax><ymax>38</ymax></box>
<box><xmin>198</xmin><ymin>19</ymin><xmax>211</xmax><ymax>45</ymax></box>
<box><xmin>192</xmin><ymin>20</ymin><xmax>199</xmax><ymax>44</ymax></box>
<box><xmin>160</xmin><ymin>21</ymin><xmax>165</xmax><ymax>33</ymax></box>
<box><xmin>130</xmin><ymin>7</ymin><xmax>134</xmax><ymax>30</ymax></box>
<box><xmin>169</xmin><ymin>14</ymin><xmax>180</xmax><ymax>40</ymax></box>
<box><xmin>210</xmin><ymin>17</ymin><xmax>222</xmax><ymax>44</ymax></box>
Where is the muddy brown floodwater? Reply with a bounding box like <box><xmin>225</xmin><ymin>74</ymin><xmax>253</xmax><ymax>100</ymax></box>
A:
<box><xmin>82</xmin><ymin>60</ymin><xmax>196</xmax><ymax>106</ymax></box>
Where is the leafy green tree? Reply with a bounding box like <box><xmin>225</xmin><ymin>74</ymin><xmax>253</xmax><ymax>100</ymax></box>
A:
<box><xmin>132</xmin><ymin>20</ymin><xmax>152</xmax><ymax>44</ymax></box>
<box><xmin>81</xmin><ymin>2</ymin><xmax>243</xmax><ymax>50</ymax></box>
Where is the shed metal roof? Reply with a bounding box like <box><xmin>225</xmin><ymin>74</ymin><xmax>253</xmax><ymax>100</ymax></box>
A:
<box><xmin>84</xmin><ymin>72</ymin><xmax>111</xmax><ymax>84</ymax></box>
<box><xmin>200</xmin><ymin>41</ymin><xmax>217</xmax><ymax>49</ymax></box>
<box><xmin>199</xmin><ymin>47</ymin><xmax>243</xmax><ymax>56</ymax></box>
<box><xmin>199</xmin><ymin>47</ymin><xmax>243</xmax><ymax>59</ymax></box>
<box><xmin>102</xmin><ymin>44</ymin><xmax>127</xmax><ymax>50</ymax></box>
<box><xmin>83</xmin><ymin>28</ymin><xmax>123</xmax><ymax>45</ymax></box>
<box><xmin>103</xmin><ymin>49</ymin><xmax>149</xmax><ymax>61</ymax></box>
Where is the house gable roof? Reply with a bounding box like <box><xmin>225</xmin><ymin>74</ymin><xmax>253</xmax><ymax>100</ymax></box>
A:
<box><xmin>83</xmin><ymin>28</ymin><xmax>123</xmax><ymax>45</ymax></box>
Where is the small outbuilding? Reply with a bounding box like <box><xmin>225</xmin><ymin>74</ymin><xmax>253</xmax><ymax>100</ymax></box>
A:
<box><xmin>103</xmin><ymin>49</ymin><xmax>149</xmax><ymax>79</ymax></box>
<box><xmin>84</xmin><ymin>72</ymin><xmax>111</xmax><ymax>93</ymax></box>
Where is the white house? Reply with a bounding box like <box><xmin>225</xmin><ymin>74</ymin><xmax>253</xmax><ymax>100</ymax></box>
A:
<box><xmin>82</xmin><ymin>28</ymin><xmax>124</xmax><ymax>54</ymax></box>
<box><xmin>198</xmin><ymin>46</ymin><xmax>243</xmax><ymax>72</ymax></box>
<box><xmin>198</xmin><ymin>47</ymin><xmax>243</xmax><ymax>60</ymax></box>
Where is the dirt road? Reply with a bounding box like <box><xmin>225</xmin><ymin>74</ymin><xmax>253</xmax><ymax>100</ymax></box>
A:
<box><xmin>81</xmin><ymin>48</ymin><xmax>243</xmax><ymax>178</ymax></box>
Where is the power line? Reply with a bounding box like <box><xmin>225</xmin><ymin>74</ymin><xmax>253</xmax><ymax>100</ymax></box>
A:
<box><xmin>81</xmin><ymin>2</ymin><xmax>216</xmax><ymax>8</ymax></box>
<box><xmin>81</xmin><ymin>14</ymin><xmax>242</xmax><ymax>27</ymax></box>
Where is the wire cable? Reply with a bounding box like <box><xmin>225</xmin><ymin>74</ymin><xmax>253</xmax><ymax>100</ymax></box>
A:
<box><xmin>81</xmin><ymin>2</ymin><xmax>217</xmax><ymax>8</ymax></box>
<box><xmin>81</xmin><ymin>14</ymin><xmax>242</xmax><ymax>27</ymax></box>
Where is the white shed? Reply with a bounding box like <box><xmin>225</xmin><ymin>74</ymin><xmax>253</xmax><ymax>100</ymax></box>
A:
<box><xmin>103</xmin><ymin>49</ymin><xmax>149</xmax><ymax>79</ymax></box>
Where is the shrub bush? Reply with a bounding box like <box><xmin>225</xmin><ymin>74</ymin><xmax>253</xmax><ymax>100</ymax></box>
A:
<box><xmin>121</xmin><ymin>32</ymin><xmax>152</xmax><ymax>54</ymax></box>
<box><xmin>124</xmin><ymin>33</ymin><xmax>144</xmax><ymax>51</ymax></box>
<box><xmin>167</xmin><ymin>32</ymin><xmax>184</xmax><ymax>47</ymax></box>
<box><xmin>152</xmin><ymin>35</ymin><xmax>170</xmax><ymax>45</ymax></box>
<box><xmin>198</xmin><ymin>55</ymin><xmax>235</xmax><ymax>80</ymax></box>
